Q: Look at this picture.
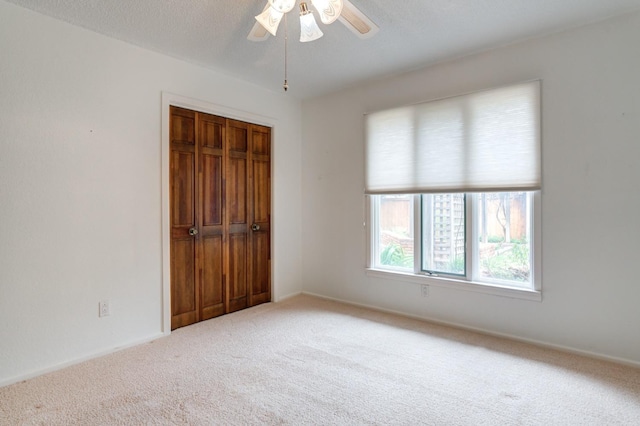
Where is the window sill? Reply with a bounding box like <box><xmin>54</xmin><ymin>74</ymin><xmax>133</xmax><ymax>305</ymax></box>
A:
<box><xmin>365</xmin><ymin>268</ymin><xmax>542</xmax><ymax>302</ymax></box>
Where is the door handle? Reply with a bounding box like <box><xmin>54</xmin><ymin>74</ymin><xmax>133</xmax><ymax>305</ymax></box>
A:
<box><xmin>251</xmin><ymin>223</ymin><xmax>260</xmax><ymax>231</ymax></box>
<box><xmin>189</xmin><ymin>227</ymin><xmax>199</xmax><ymax>236</ymax></box>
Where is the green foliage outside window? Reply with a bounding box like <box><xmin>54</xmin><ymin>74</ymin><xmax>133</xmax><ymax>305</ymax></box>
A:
<box><xmin>482</xmin><ymin>242</ymin><xmax>530</xmax><ymax>282</ymax></box>
<box><xmin>380</xmin><ymin>244</ymin><xmax>413</xmax><ymax>268</ymax></box>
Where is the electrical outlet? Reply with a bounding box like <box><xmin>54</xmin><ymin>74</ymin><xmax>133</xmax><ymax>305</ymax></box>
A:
<box><xmin>99</xmin><ymin>300</ymin><xmax>110</xmax><ymax>317</ymax></box>
<box><xmin>421</xmin><ymin>284</ymin><xmax>429</xmax><ymax>298</ymax></box>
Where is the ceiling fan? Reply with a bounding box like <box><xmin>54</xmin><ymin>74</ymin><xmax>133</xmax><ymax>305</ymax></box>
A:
<box><xmin>247</xmin><ymin>0</ymin><xmax>379</xmax><ymax>43</ymax></box>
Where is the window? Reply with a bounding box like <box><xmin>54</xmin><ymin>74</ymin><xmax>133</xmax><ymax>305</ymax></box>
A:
<box><xmin>365</xmin><ymin>81</ymin><xmax>541</xmax><ymax>298</ymax></box>
<box><xmin>371</xmin><ymin>192</ymin><xmax>538</xmax><ymax>293</ymax></box>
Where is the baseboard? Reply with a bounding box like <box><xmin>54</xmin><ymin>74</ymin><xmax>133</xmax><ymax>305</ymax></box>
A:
<box><xmin>274</xmin><ymin>290</ymin><xmax>303</xmax><ymax>303</ymax></box>
<box><xmin>301</xmin><ymin>291</ymin><xmax>640</xmax><ymax>369</ymax></box>
<box><xmin>0</xmin><ymin>332</ymin><xmax>166</xmax><ymax>388</ymax></box>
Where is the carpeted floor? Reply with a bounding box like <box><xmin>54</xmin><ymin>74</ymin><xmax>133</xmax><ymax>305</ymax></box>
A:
<box><xmin>1</xmin><ymin>294</ymin><xmax>639</xmax><ymax>425</ymax></box>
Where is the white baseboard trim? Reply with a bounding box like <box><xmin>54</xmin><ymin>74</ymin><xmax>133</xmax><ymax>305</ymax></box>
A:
<box><xmin>274</xmin><ymin>291</ymin><xmax>303</xmax><ymax>303</ymax></box>
<box><xmin>0</xmin><ymin>332</ymin><xmax>166</xmax><ymax>388</ymax></box>
<box><xmin>301</xmin><ymin>291</ymin><xmax>640</xmax><ymax>369</ymax></box>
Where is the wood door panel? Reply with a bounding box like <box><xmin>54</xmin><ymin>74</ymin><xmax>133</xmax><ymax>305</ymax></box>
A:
<box><xmin>252</xmin><ymin>128</ymin><xmax>270</xmax><ymax>156</ymax></box>
<box><xmin>248</xmin><ymin>124</ymin><xmax>271</xmax><ymax>307</ymax></box>
<box><xmin>197</xmin><ymin>112</ymin><xmax>225</xmax><ymax>322</ymax></box>
<box><xmin>170</xmin><ymin>107</ymin><xmax>195</xmax><ymax>145</ymax></box>
<box><xmin>252</xmin><ymin>160</ymin><xmax>270</xmax><ymax>223</ymax></box>
<box><xmin>227</xmin><ymin>233</ymin><xmax>247</xmax><ymax>312</ymax></box>
<box><xmin>171</xmin><ymin>238</ymin><xmax>197</xmax><ymax>319</ymax></box>
<box><xmin>251</xmin><ymin>232</ymin><xmax>270</xmax><ymax>296</ymax></box>
<box><xmin>171</xmin><ymin>150</ymin><xmax>195</xmax><ymax>227</ymax></box>
<box><xmin>228</xmin><ymin>122</ymin><xmax>248</xmax><ymax>152</ymax></box>
<box><xmin>200</xmin><ymin>115</ymin><xmax>225</xmax><ymax>149</ymax></box>
<box><xmin>202</xmin><ymin>154</ymin><xmax>222</xmax><ymax>226</ymax></box>
<box><xmin>228</xmin><ymin>156</ymin><xmax>247</xmax><ymax>224</ymax></box>
<box><xmin>201</xmin><ymin>234</ymin><xmax>224</xmax><ymax>320</ymax></box>
<box><xmin>170</xmin><ymin>108</ymin><xmax>199</xmax><ymax>329</ymax></box>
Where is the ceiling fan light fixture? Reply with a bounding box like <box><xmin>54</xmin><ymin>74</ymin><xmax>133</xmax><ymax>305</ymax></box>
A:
<box><xmin>255</xmin><ymin>6</ymin><xmax>284</xmax><ymax>37</ymax></box>
<box><xmin>310</xmin><ymin>0</ymin><xmax>344</xmax><ymax>25</ymax></box>
<box><xmin>268</xmin><ymin>0</ymin><xmax>296</xmax><ymax>14</ymax></box>
<box><xmin>299</xmin><ymin>2</ymin><xmax>324</xmax><ymax>42</ymax></box>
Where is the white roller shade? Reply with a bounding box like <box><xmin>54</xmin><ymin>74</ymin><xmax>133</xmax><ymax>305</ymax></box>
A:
<box><xmin>365</xmin><ymin>81</ymin><xmax>541</xmax><ymax>194</ymax></box>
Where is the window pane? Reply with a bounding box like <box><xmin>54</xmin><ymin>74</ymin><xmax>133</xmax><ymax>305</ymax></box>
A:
<box><xmin>375</xmin><ymin>195</ymin><xmax>414</xmax><ymax>271</ymax></box>
<box><xmin>422</xmin><ymin>194</ymin><xmax>465</xmax><ymax>275</ymax></box>
<box><xmin>477</xmin><ymin>192</ymin><xmax>531</xmax><ymax>285</ymax></box>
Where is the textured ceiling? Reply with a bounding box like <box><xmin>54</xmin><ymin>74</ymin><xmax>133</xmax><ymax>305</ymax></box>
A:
<box><xmin>5</xmin><ymin>0</ymin><xmax>640</xmax><ymax>99</ymax></box>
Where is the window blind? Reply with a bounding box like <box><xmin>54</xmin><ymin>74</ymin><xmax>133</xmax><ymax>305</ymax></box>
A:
<box><xmin>365</xmin><ymin>81</ymin><xmax>541</xmax><ymax>194</ymax></box>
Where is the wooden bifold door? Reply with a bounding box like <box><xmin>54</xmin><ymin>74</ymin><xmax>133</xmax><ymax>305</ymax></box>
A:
<box><xmin>170</xmin><ymin>106</ymin><xmax>271</xmax><ymax>330</ymax></box>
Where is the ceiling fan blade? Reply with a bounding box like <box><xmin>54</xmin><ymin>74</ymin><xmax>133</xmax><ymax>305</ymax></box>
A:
<box><xmin>248</xmin><ymin>22</ymin><xmax>271</xmax><ymax>41</ymax></box>
<box><xmin>248</xmin><ymin>3</ymin><xmax>272</xmax><ymax>41</ymax></box>
<box><xmin>338</xmin><ymin>0</ymin><xmax>379</xmax><ymax>39</ymax></box>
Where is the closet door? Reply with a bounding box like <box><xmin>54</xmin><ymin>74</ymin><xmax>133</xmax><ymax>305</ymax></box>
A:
<box><xmin>170</xmin><ymin>107</ymin><xmax>199</xmax><ymax>329</ymax></box>
<box><xmin>199</xmin><ymin>114</ymin><xmax>226</xmax><ymax>321</ymax></box>
<box><xmin>225</xmin><ymin>120</ymin><xmax>250</xmax><ymax>313</ymax></box>
<box><xmin>170</xmin><ymin>107</ymin><xmax>271</xmax><ymax>329</ymax></box>
<box><xmin>248</xmin><ymin>125</ymin><xmax>271</xmax><ymax>307</ymax></box>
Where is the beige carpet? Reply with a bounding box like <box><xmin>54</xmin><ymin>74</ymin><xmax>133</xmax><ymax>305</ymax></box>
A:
<box><xmin>1</xmin><ymin>295</ymin><xmax>639</xmax><ymax>425</ymax></box>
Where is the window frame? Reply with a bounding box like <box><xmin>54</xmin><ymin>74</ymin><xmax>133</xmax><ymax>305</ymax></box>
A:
<box><xmin>421</xmin><ymin>193</ymin><xmax>467</xmax><ymax>277</ymax></box>
<box><xmin>366</xmin><ymin>191</ymin><xmax>542</xmax><ymax>301</ymax></box>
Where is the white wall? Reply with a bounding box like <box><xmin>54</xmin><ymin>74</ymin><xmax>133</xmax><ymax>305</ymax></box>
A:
<box><xmin>301</xmin><ymin>11</ymin><xmax>640</xmax><ymax>365</ymax></box>
<box><xmin>0</xmin><ymin>1</ymin><xmax>303</xmax><ymax>385</ymax></box>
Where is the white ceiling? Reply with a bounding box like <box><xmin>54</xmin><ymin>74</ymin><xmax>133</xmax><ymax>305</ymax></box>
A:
<box><xmin>6</xmin><ymin>0</ymin><xmax>640</xmax><ymax>99</ymax></box>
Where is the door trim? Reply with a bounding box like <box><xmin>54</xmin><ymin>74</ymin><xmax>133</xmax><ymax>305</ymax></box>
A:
<box><xmin>161</xmin><ymin>92</ymin><xmax>276</xmax><ymax>335</ymax></box>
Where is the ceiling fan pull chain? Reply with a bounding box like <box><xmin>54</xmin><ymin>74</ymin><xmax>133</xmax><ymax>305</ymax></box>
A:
<box><xmin>283</xmin><ymin>13</ymin><xmax>289</xmax><ymax>92</ymax></box>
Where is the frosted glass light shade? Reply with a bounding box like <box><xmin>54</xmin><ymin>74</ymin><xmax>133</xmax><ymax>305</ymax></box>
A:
<box><xmin>311</xmin><ymin>0</ymin><xmax>344</xmax><ymax>24</ymax></box>
<box><xmin>268</xmin><ymin>0</ymin><xmax>296</xmax><ymax>13</ymax></box>
<box><xmin>255</xmin><ymin>7</ymin><xmax>284</xmax><ymax>37</ymax></box>
<box><xmin>300</xmin><ymin>13</ymin><xmax>324</xmax><ymax>42</ymax></box>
